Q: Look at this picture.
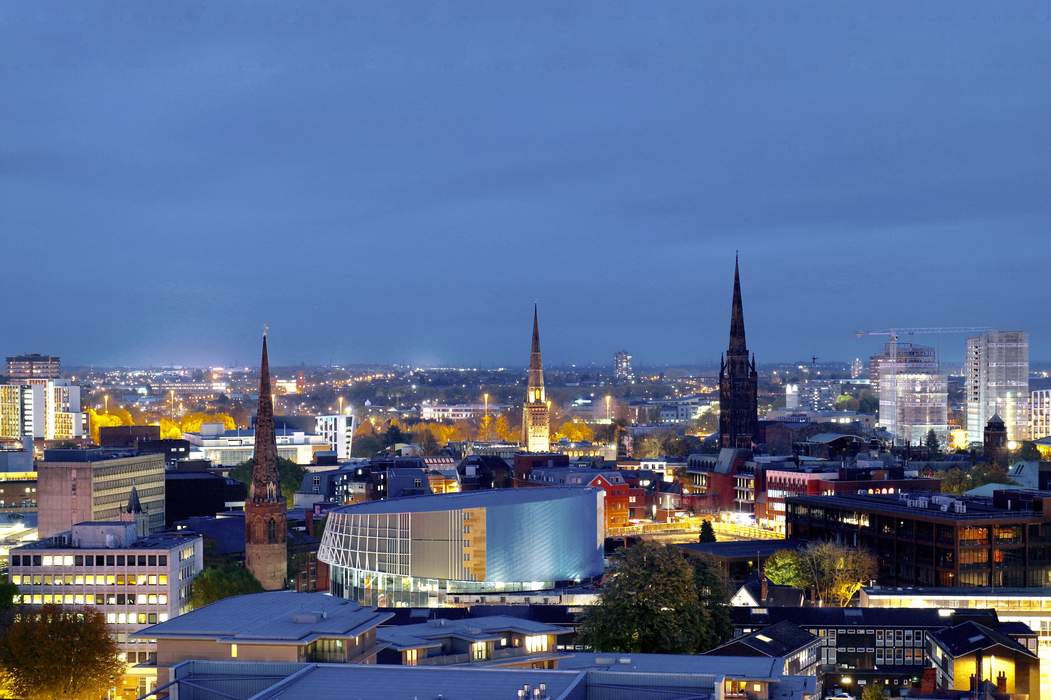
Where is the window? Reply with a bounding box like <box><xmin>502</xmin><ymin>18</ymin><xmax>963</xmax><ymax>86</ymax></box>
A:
<box><xmin>405</xmin><ymin>648</ymin><xmax>418</xmax><ymax>666</ymax></box>
<box><xmin>267</xmin><ymin>518</ymin><xmax>277</xmax><ymax>544</ymax></box>
<box><xmin>231</xmin><ymin>644</ymin><xmax>238</xmax><ymax>658</ymax></box>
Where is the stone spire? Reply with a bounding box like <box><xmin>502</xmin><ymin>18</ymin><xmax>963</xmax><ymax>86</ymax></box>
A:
<box><xmin>728</xmin><ymin>253</ymin><xmax>747</xmax><ymax>354</ymax></box>
<box><xmin>251</xmin><ymin>330</ymin><xmax>281</xmax><ymax>504</ymax></box>
<box><xmin>125</xmin><ymin>485</ymin><xmax>142</xmax><ymax>514</ymax></box>
<box><xmin>528</xmin><ymin>304</ymin><xmax>545</xmax><ymax>393</ymax></box>
<box><xmin>522</xmin><ymin>304</ymin><xmax>550</xmax><ymax>452</ymax></box>
<box><xmin>245</xmin><ymin>328</ymin><xmax>287</xmax><ymax>590</ymax></box>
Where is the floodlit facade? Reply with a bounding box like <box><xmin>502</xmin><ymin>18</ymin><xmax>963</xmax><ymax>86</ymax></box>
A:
<box><xmin>9</xmin><ymin>521</ymin><xmax>202</xmax><ymax>698</ymax></box>
<box><xmin>319</xmin><ymin>487</ymin><xmax>604</xmax><ymax>607</ymax></box>
<box><xmin>522</xmin><ymin>306</ymin><xmax>550</xmax><ymax>452</ymax></box>
<box><xmin>966</xmin><ymin>331</ymin><xmax>1029</xmax><ymax>443</ymax></box>
<box><xmin>0</xmin><ymin>379</ymin><xmax>82</xmax><ymax>440</ymax></box>
<box><xmin>1032</xmin><ymin>390</ymin><xmax>1051</xmax><ymax>440</ymax></box>
<box><xmin>316</xmin><ymin>413</ymin><xmax>354</xmax><ymax>460</ymax></box>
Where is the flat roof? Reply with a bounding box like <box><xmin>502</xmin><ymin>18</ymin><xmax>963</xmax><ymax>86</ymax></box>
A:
<box><xmin>865</xmin><ymin>586</ymin><xmax>1051</xmax><ymax>599</ymax></box>
<box><xmin>377</xmin><ymin>615</ymin><xmax>572</xmax><ymax>651</ymax></box>
<box><xmin>678</xmin><ymin>539</ymin><xmax>807</xmax><ymax>560</ymax></box>
<box><xmin>14</xmin><ymin>531</ymin><xmax>198</xmax><ymax>551</ymax></box>
<box><xmin>331</xmin><ymin>486</ymin><xmax>598</xmax><ymax>515</ymax></box>
<box><xmin>557</xmin><ymin>652</ymin><xmax>783</xmax><ymax>677</ymax></box>
<box><xmin>133</xmin><ymin>591</ymin><xmax>393</xmax><ymax>644</ymax></box>
<box><xmin>788</xmin><ymin>493</ymin><xmax>1043</xmax><ymax>521</ymax></box>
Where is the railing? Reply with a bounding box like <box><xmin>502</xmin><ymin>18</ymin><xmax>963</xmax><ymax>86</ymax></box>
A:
<box><xmin>417</xmin><ymin>646</ymin><xmax>537</xmax><ymax>666</ymax></box>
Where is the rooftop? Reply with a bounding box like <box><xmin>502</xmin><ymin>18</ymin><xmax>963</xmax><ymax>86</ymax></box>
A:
<box><xmin>14</xmin><ymin>528</ymin><xmax>198</xmax><ymax>552</ymax></box>
<box><xmin>930</xmin><ymin>620</ymin><xmax>1037</xmax><ymax>659</ymax></box>
<box><xmin>788</xmin><ymin>492</ymin><xmax>1047</xmax><ymax>521</ymax></box>
<box><xmin>377</xmin><ymin>615</ymin><xmax>572</xmax><ymax>651</ymax></box>
<box><xmin>730</xmin><ymin>606</ymin><xmax>1002</xmax><ymax>629</ymax></box>
<box><xmin>705</xmin><ymin>621</ymin><xmax>818</xmax><ymax>658</ymax></box>
<box><xmin>678</xmin><ymin>538</ymin><xmax>807</xmax><ymax>560</ymax></box>
<box><xmin>133</xmin><ymin>591</ymin><xmax>393</xmax><ymax>645</ymax></box>
<box><xmin>558</xmin><ymin>652</ymin><xmax>789</xmax><ymax>677</ymax></box>
<box><xmin>331</xmin><ymin>486</ymin><xmax>598</xmax><ymax>515</ymax></box>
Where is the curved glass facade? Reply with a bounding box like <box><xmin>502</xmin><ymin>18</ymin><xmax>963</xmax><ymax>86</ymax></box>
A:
<box><xmin>319</xmin><ymin>487</ymin><xmax>604</xmax><ymax>607</ymax></box>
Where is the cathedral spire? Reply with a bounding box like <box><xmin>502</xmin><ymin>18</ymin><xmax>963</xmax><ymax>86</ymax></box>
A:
<box><xmin>251</xmin><ymin>330</ymin><xmax>281</xmax><ymax>503</ymax></box>
<box><xmin>522</xmin><ymin>304</ymin><xmax>550</xmax><ymax>452</ymax></box>
<box><xmin>728</xmin><ymin>253</ymin><xmax>747</xmax><ymax>354</ymax></box>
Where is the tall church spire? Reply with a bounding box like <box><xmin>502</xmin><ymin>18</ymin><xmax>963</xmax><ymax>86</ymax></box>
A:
<box><xmin>728</xmin><ymin>253</ymin><xmax>747</xmax><ymax>354</ymax></box>
<box><xmin>719</xmin><ymin>256</ymin><xmax>759</xmax><ymax>450</ymax></box>
<box><xmin>522</xmin><ymin>304</ymin><xmax>550</xmax><ymax>452</ymax></box>
<box><xmin>245</xmin><ymin>328</ymin><xmax>287</xmax><ymax>590</ymax></box>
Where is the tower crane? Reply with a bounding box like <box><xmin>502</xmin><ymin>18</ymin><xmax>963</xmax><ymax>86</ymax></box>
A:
<box><xmin>855</xmin><ymin>326</ymin><xmax>992</xmax><ymax>364</ymax></box>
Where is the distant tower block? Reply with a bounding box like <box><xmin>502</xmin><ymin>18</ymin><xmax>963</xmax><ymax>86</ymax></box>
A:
<box><xmin>522</xmin><ymin>305</ymin><xmax>551</xmax><ymax>453</ymax></box>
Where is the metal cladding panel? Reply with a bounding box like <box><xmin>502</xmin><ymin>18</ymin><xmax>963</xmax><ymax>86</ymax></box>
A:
<box><xmin>409</xmin><ymin>509</ymin><xmax>462</xmax><ymax>580</ymax></box>
<box><xmin>485</xmin><ymin>488</ymin><xmax>604</xmax><ymax>583</ymax></box>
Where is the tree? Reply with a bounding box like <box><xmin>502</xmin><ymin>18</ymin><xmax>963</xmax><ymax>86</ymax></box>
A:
<box><xmin>556</xmin><ymin>419</ymin><xmax>595</xmax><ymax>443</ymax></box>
<box><xmin>0</xmin><ymin>577</ymin><xmax>17</xmax><ymax>613</ymax></box>
<box><xmin>493</xmin><ymin>414</ymin><xmax>517</xmax><ymax>442</ymax></box>
<box><xmin>190</xmin><ymin>565</ymin><xmax>264</xmax><ymax>608</ymax></box>
<box><xmin>797</xmin><ymin>542</ymin><xmax>878</xmax><ymax>607</ymax></box>
<box><xmin>230</xmin><ymin>456</ymin><xmax>305</xmax><ymax>508</ymax></box>
<box><xmin>0</xmin><ymin>605</ymin><xmax>124</xmax><ymax>700</ymax></box>
<box><xmin>925</xmin><ymin>429</ymin><xmax>941</xmax><ymax>455</ymax></box>
<box><xmin>939</xmin><ymin>463</ymin><xmax>1014</xmax><ymax>495</ymax></box>
<box><xmin>578</xmin><ymin>541</ymin><xmax>731</xmax><ymax>653</ymax></box>
<box><xmin>763</xmin><ymin>549</ymin><xmax>807</xmax><ymax>589</ymax></box>
<box><xmin>862</xmin><ymin>682</ymin><xmax>886</xmax><ymax>700</ymax></box>
<box><xmin>1018</xmin><ymin>441</ymin><xmax>1041</xmax><ymax>461</ymax></box>
<box><xmin>698</xmin><ymin>520</ymin><xmax>717</xmax><ymax>543</ymax></box>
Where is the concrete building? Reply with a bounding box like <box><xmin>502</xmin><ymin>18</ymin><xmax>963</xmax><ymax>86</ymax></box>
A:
<box><xmin>882</xmin><ymin>372</ymin><xmax>948</xmax><ymax>446</ymax></box>
<box><xmin>5</xmin><ymin>353</ymin><xmax>60</xmax><ymax>379</ymax></box>
<box><xmin>376</xmin><ymin>615</ymin><xmax>570</xmax><ymax>668</ymax></box>
<box><xmin>0</xmin><ymin>379</ymin><xmax>83</xmax><ymax>440</ymax></box>
<box><xmin>319</xmin><ymin>487</ymin><xmax>604</xmax><ymax>607</ymax></box>
<box><xmin>315</xmin><ymin>413</ymin><xmax>354</xmax><ymax>460</ymax></box>
<box><xmin>37</xmin><ymin>448</ymin><xmax>165</xmax><ymax>538</ymax></box>
<box><xmin>135</xmin><ymin>591</ymin><xmax>393</xmax><ymax>687</ymax></box>
<box><xmin>184</xmin><ymin>424</ymin><xmax>329</xmax><ymax>466</ymax></box>
<box><xmin>967</xmin><ymin>331</ymin><xmax>1030</xmax><ymax>443</ymax></box>
<box><xmin>613</xmin><ymin>350</ymin><xmax>635</xmax><ymax>384</ymax></box>
<box><xmin>9</xmin><ymin>519</ymin><xmax>202</xmax><ymax>698</ymax></box>
<box><xmin>1031</xmin><ymin>389</ymin><xmax>1051</xmax><ymax>440</ymax></box>
<box><xmin>420</xmin><ymin>403</ymin><xmax>505</xmax><ymax>422</ymax></box>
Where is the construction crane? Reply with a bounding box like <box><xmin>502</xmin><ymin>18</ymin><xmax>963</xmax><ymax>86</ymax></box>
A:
<box><xmin>855</xmin><ymin>327</ymin><xmax>992</xmax><ymax>343</ymax></box>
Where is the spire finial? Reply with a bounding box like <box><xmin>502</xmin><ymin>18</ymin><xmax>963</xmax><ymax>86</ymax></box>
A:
<box><xmin>263</xmin><ymin>323</ymin><xmax>269</xmax><ymax>339</ymax></box>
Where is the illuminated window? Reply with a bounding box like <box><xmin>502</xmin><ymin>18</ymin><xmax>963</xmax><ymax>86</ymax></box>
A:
<box><xmin>230</xmin><ymin>644</ymin><xmax>238</xmax><ymax>658</ymax></box>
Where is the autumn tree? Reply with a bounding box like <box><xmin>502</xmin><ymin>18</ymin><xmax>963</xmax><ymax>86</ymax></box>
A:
<box><xmin>493</xmin><ymin>414</ymin><xmax>517</xmax><ymax>442</ymax></box>
<box><xmin>0</xmin><ymin>605</ymin><xmax>124</xmax><ymax>700</ymax></box>
<box><xmin>190</xmin><ymin>565</ymin><xmax>264</xmax><ymax>608</ymax></box>
<box><xmin>579</xmin><ymin>541</ymin><xmax>731</xmax><ymax>653</ymax></box>
<box><xmin>230</xmin><ymin>456</ymin><xmax>305</xmax><ymax>507</ymax></box>
<box><xmin>798</xmin><ymin>542</ymin><xmax>878</xmax><ymax>607</ymax></box>
<box><xmin>862</xmin><ymin>683</ymin><xmax>886</xmax><ymax>700</ymax></box>
<box><xmin>763</xmin><ymin>549</ymin><xmax>807</xmax><ymax>588</ymax></box>
<box><xmin>556</xmin><ymin>419</ymin><xmax>595</xmax><ymax>443</ymax></box>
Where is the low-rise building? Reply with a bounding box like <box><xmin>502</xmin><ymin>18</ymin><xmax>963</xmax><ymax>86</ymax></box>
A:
<box><xmin>928</xmin><ymin>620</ymin><xmax>1040</xmax><ymax>699</ymax></box>
<box><xmin>376</xmin><ymin>615</ymin><xmax>570</xmax><ymax>668</ymax></box>
<box><xmin>136</xmin><ymin>591</ymin><xmax>393</xmax><ymax>687</ymax></box>
<box><xmin>184</xmin><ymin>425</ymin><xmax>330</xmax><ymax>466</ymax></box>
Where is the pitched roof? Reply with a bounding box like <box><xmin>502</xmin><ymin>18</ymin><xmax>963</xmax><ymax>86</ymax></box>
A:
<box><xmin>704</xmin><ymin>620</ymin><xmax>817</xmax><ymax>658</ymax></box>
<box><xmin>377</xmin><ymin>615</ymin><xmax>571</xmax><ymax>651</ymax></box>
<box><xmin>930</xmin><ymin>620</ymin><xmax>1037</xmax><ymax>659</ymax></box>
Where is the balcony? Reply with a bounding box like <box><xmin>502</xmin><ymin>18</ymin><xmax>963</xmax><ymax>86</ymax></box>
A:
<box><xmin>416</xmin><ymin>645</ymin><xmax>539</xmax><ymax>667</ymax></box>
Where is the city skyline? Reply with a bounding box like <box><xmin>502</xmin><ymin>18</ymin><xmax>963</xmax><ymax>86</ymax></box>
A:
<box><xmin>4</xmin><ymin>3</ymin><xmax>1050</xmax><ymax>366</ymax></box>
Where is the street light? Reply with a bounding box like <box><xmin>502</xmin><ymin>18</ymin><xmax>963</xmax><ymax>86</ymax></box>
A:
<box><xmin>605</xmin><ymin>395</ymin><xmax>611</xmax><ymax>421</ymax></box>
<box><xmin>483</xmin><ymin>393</ymin><xmax>490</xmax><ymax>440</ymax></box>
<box><xmin>338</xmin><ymin>396</ymin><xmax>344</xmax><ymax>416</ymax></box>
<box><xmin>103</xmin><ymin>394</ymin><xmax>109</xmax><ymax>414</ymax></box>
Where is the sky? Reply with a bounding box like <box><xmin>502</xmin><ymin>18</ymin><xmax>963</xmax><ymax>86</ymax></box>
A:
<box><xmin>2</xmin><ymin>1</ymin><xmax>1050</xmax><ymax>368</ymax></box>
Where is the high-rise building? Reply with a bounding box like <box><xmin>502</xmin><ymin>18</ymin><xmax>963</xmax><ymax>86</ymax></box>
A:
<box><xmin>0</xmin><ymin>379</ymin><xmax>82</xmax><ymax>440</ymax></box>
<box><xmin>870</xmin><ymin>342</ymin><xmax>946</xmax><ymax>445</ymax></box>
<box><xmin>37</xmin><ymin>448</ymin><xmax>165</xmax><ymax>538</ymax></box>
<box><xmin>521</xmin><ymin>305</ymin><xmax>550</xmax><ymax>453</ymax></box>
<box><xmin>613</xmin><ymin>351</ymin><xmax>635</xmax><ymax>384</ymax></box>
<box><xmin>1031</xmin><ymin>390</ymin><xmax>1051</xmax><ymax>440</ymax></box>
<box><xmin>245</xmin><ymin>331</ymin><xmax>288</xmax><ymax>590</ymax></box>
<box><xmin>316</xmin><ymin>413</ymin><xmax>354</xmax><ymax>461</ymax></box>
<box><xmin>719</xmin><ymin>256</ymin><xmax>758</xmax><ymax>449</ymax></box>
<box><xmin>966</xmin><ymin>331</ymin><xmax>1029</xmax><ymax>443</ymax></box>
<box><xmin>5</xmin><ymin>353</ymin><xmax>60</xmax><ymax>380</ymax></box>
<box><xmin>851</xmin><ymin>357</ymin><xmax>864</xmax><ymax>379</ymax></box>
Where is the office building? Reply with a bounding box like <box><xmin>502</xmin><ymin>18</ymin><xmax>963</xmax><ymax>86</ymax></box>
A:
<box><xmin>613</xmin><ymin>350</ymin><xmax>635</xmax><ymax>383</ymax></box>
<box><xmin>134</xmin><ymin>591</ymin><xmax>392</xmax><ymax>687</ymax></box>
<box><xmin>245</xmin><ymin>331</ymin><xmax>288</xmax><ymax>591</ymax></box>
<box><xmin>420</xmin><ymin>403</ymin><xmax>505</xmax><ymax>422</ymax></box>
<box><xmin>5</xmin><ymin>353</ymin><xmax>60</xmax><ymax>379</ymax></box>
<box><xmin>0</xmin><ymin>379</ymin><xmax>83</xmax><ymax>440</ymax></box>
<box><xmin>184</xmin><ymin>424</ymin><xmax>329</xmax><ymax>466</ymax></box>
<box><xmin>522</xmin><ymin>305</ymin><xmax>550</xmax><ymax>452</ymax></box>
<box><xmin>9</xmin><ymin>518</ymin><xmax>202</xmax><ymax>698</ymax></box>
<box><xmin>37</xmin><ymin>448</ymin><xmax>165</xmax><ymax>538</ymax></box>
<box><xmin>1033</xmin><ymin>390</ymin><xmax>1051</xmax><ymax>440</ymax></box>
<box><xmin>967</xmin><ymin>331</ymin><xmax>1029</xmax><ymax>443</ymax></box>
<box><xmin>787</xmin><ymin>490</ymin><xmax>1051</xmax><ymax>587</ymax></box>
<box><xmin>319</xmin><ymin>487</ymin><xmax>604</xmax><ymax>607</ymax></box>
<box><xmin>315</xmin><ymin>413</ymin><xmax>354</xmax><ymax>460</ymax></box>
<box><xmin>851</xmin><ymin>357</ymin><xmax>864</xmax><ymax>379</ymax></box>
<box><xmin>870</xmin><ymin>342</ymin><xmax>938</xmax><ymax>397</ymax></box>
<box><xmin>719</xmin><ymin>256</ymin><xmax>758</xmax><ymax>449</ymax></box>
<box><xmin>884</xmin><ymin>372</ymin><xmax>948</xmax><ymax>446</ymax></box>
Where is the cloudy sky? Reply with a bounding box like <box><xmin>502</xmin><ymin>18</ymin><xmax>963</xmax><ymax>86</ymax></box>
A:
<box><xmin>2</xmin><ymin>1</ymin><xmax>1049</xmax><ymax>367</ymax></box>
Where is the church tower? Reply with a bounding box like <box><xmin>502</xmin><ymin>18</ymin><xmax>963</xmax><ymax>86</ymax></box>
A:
<box><xmin>120</xmin><ymin>485</ymin><xmax>149</xmax><ymax>539</ymax></box>
<box><xmin>719</xmin><ymin>255</ymin><xmax>758</xmax><ymax>449</ymax></box>
<box><xmin>244</xmin><ymin>329</ymin><xmax>288</xmax><ymax>590</ymax></box>
<box><xmin>522</xmin><ymin>305</ymin><xmax>551</xmax><ymax>452</ymax></box>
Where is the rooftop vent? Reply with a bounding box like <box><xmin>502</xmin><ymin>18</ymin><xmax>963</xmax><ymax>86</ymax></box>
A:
<box><xmin>292</xmin><ymin>611</ymin><xmax>325</xmax><ymax>624</ymax></box>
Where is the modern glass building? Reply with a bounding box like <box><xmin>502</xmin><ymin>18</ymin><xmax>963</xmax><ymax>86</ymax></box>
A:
<box><xmin>318</xmin><ymin>487</ymin><xmax>605</xmax><ymax>607</ymax></box>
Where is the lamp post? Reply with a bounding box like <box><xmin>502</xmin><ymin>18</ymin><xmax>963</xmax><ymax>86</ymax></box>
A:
<box><xmin>338</xmin><ymin>396</ymin><xmax>344</xmax><ymax>416</ymax></box>
<box><xmin>605</xmin><ymin>395</ymin><xmax>611</xmax><ymax>422</ymax></box>
<box><xmin>103</xmin><ymin>394</ymin><xmax>109</xmax><ymax>415</ymax></box>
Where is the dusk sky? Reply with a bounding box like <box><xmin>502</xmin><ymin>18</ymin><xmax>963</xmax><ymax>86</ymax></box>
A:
<box><xmin>3</xmin><ymin>2</ymin><xmax>1049</xmax><ymax>368</ymax></box>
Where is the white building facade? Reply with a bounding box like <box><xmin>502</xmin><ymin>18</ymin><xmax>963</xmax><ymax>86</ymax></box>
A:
<box><xmin>966</xmin><ymin>331</ymin><xmax>1029</xmax><ymax>443</ymax></box>
<box><xmin>316</xmin><ymin>413</ymin><xmax>354</xmax><ymax>460</ymax></box>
